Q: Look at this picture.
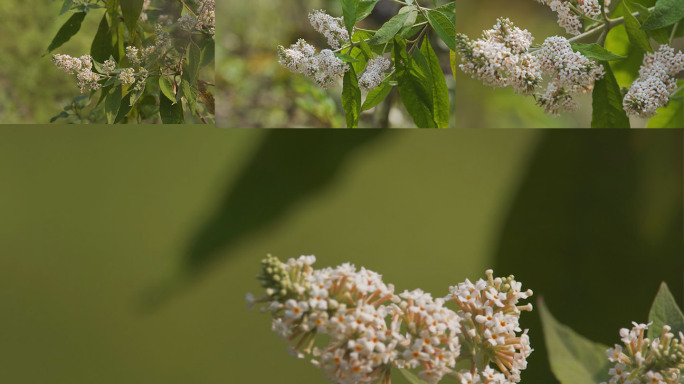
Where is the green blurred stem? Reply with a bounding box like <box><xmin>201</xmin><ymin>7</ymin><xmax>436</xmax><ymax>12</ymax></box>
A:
<box><xmin>670</xmin><ymin>21</ymin><xmax>680</xmax><ymax>44</ymax></box>
<box><xmin>564</xmin><ymin>7</ymin><xmax>655</xmax><ymax>44</ymax></box>
<box><xmin>333</xmin><ymin>39</ymin><xmax>373</xmax><ymax>53</ymax></box>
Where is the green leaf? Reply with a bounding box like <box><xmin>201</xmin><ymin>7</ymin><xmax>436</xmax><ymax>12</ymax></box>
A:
<box><xmin>50</xmin><ymin>110</ymin><xmax>70</xmax><ymax>123</ymax></box>
<box><xmin>120</xmin><ymin>0</ymin><xmax>144</xmax><ymax>35</ymax></box>
<box><xmin>434</xmin><ymin>1</ymin><xmax>456</xmax><ymax>15</ymax></box>
<box><xmin>368</xmin><ymin>10</ymin><xmax>414</xmax><ymax>45</ymax></box>
<box><xmin>397</xmin><ymin>7</ymin><xmax>419</xmax><ymax>37</ymax></box>
<box><xmin>159</xmin><ymin>90</ymin><xmax>184</xmax><ymax>123</ymax></box>
<box><xmin>159</xmin><ymin>76</ymin><xmax>176</xmax><ymax>104</ymax></box>
<box><xmin>59</xmin><ymin>0</ymin><xmax>74</xmax><ymax>15</ymax></box>
<box><xmin>181</xmin><ymin>78</ymin><xmax>198</xmax><ymax>116</ymax></box>
<box><xmin>361</xmin><ymin>82</ymin><xmax>391</xmax><ymax>111</ymax></box>
<box><xmin>199</xmin><ymin>38</ymin><xmax>215</xmax><ymax>68</ymax></box>
<box><xmin>355</xmin><ymin>0</ymin><xmax>380</xmax><ymax>23</ymax></box>
<box><xmin>185</xmin><ymin>42</ymin><xmax>201</xmax><ymax>84</ymax></box>
<box><xmin>539</xmin><ymin>298</ymin><xmax>612</xmax><ymax>384</ymax></box>
<box><xmin>105</xmin><ymin>85</ymin><xmax>122</xmax><ymax>124</ymax></box>
<box><xmin>45</xmin><ymin>11</ymin><xmax>87</xmax><ymax>54</ymax></box>
<box><xmin>395</xmin><ymin>38</ymin><xmax>436</xmax><ymax>128</ymax></box>
<box><xmin>570</xmin><ymin>43</ymin><xmax>627</xmax><ymax>61</ymax></box>
<box><xmin>398</xmin><ymin>368</ymin><xmax>428</xmax><ymax>384</ymax></box>
<box><xmin>129</xmin><ymin>83</ymin><xmax>145</xmax><ymax>107</ymax></box>
<box><xmin>115</xmin><ymin>19</ymin><xmax>125</xmax><ymax>62</ymax></box>
<box><xmin>604</xmin><ymin>25</ymin><xmax>644</xmax><ymax>86</ymax></box>
<box><xmin>629</xmin><ymin>2</ymin><xmax>671</xmax><ymax>43</ymax></box>
<box><xmin>647</xmin><ymin>100</ymin><xmax>684</xmax><ymax>128</ymax></box>
<box><xmin>421</xmin><ymin>38</ymin><xmax>449</xmax><ymax>128</ymax></box>
<box><xmin>647</xmin><ymin>282</ymin><xmax>684</xmax><ymax>339</ymax></box>
<box><xmin>341</xmin><ymin>0</ymin><xmax>360</xmax><ymax>37</ymax></box>
<box><xmin>426</xmin><ymin>9</ymin><xmax>456</xmax><ymax>51</ymax></box>
<box><xmin>641</xmin><ymin>0</ymin><xmax>684</xmax><ymax>29</ymax></box>
<box><xmin>591</xmin><ymin>62</ymin><xmax>631</xmax><ymax>128</ymax></box>
<box><xmin>622</xmin><ymin>1</ymin><xmax>653</xmax><ymax>52</ymax></box>
<box><xmin>349</xmin><ymin>46</ymin><xmax>368</xmax><ymax>74</ymax></box>
<box><xmin>342</xmin><ymin>66</ymin><xmax>361</xmax><ymax>128</ymax></box>
<box><xmin>91</xmin><ymin>14</ymin><xmax>112</xmax><ymax>63</ymax></box>
<box><xmin>334</xmin><ymin>53</ymin><xmax>361</xmax><ymax>63</ymax></box>
<box><xmin>114</xmin><ymin>91</ymin><xmax>133</xmax><ymax>123</ymax></box>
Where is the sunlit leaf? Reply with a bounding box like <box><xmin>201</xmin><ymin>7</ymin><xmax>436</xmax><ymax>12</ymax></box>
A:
<box><xmin>539</xmin><ymin>298</ymin><xmax>612</xmax><ymax>384</ymax></box>
<box><xmin>647</xmin><ymin>282</ymin><xmax>684</xmax><ymax>339</ymax></box>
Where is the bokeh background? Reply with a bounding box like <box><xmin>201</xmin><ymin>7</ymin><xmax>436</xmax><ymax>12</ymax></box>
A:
<box><xmin>0</xmin><ymin>0</ymin><xmax>214</xmax><ymax>124</ymax></box>
<box><xmin>0</xmin><ymin>128</ymin><xmax>682</xmax><ymax>383</ymax></box>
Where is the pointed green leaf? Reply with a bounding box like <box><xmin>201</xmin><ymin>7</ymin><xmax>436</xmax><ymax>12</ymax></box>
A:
<box><xmin>50</xmin><ymin>110</ymin><xmax>70</xmax><ymax>123</ymax></box>
<box><xmin>114</xmin><ymin>91</ymin><xmax>133</xmax><ymax>123</ymax></box>
<box><xmin>647</xmin><ymin>100</ymin><xmax>684</xmax><ymax>128</ymax></box>
<box><xmin>539</xmin><ymin>298</ymin><xmax>612</xmax><ymax>384</ymax></box>
<box><xmin>570</xmin><ymin>43</ymin><xmax>627</xmax><ymax>61</ymax></box>
<box><xmin>160</xmin><ymin>90</ymin><xmax>184</xmax><ymax>123</ymax></box>
<box><xmin>397</xmin><ymin>7</ymin><xmax>419</xmax><ymax>37</ymax></box>
<box><xmin>45</xmin><ymin>11</ymin><xmax>87</xmax><ymax>54</ymax></box>
<box><xmin>199</xmin><ymin>38</ymin><xmax>215</xmax><ymax>68</ymax></box>
<box><xmin>159</xmin><ymin>76</ymin><xmax>176</xmax><ymax>104</ymax></box>
<box><xmin>641</xmin><ymin>0</ymin><xmax>684</xmax><ymax>30</ymax></box>
<box><xmin>59</xmin><ymin>0</ymin><xmax>74</xmax><ymax>15</ymax></box>
<box><xmin>622</xmin><ymin>1</ymin><xmax>653</xmax><ymax>53</ymax></box>
<box><xmin>341</xmin><ymin>0</ymin><xmax>359</xmax><ymax>37</ymax></box>
<box><xmin>395</xmin><ymin>38</ymin><xmax>436</xmax><ymax>128</ymax></box>
<box><xmin>181</xmin><ymin>78</ymin><xmax>198</xmax><ymax>116</ymax></box>
<box><xmin>91</xmin><ymin>14</ymin><xmax>112</xmax><ymax>63</ymax></box>
<box><xmin>342</xmin><ymin>66</ymin><xmax>361</xmax><ymax>128</ymax></box>
<box><xmin>426</xmin><ymin>9</ymin><xmax>455</xmax><ymax>51</ymax></box>
<box><xmin>355</xmin><ymin>0</ymin><xmax>380</xmax><ymax>23</ymax></box>
<box><xmin>591</xmin><ymin>62</ymin><xmax>630</xmax><ymax>128</ymax></box>
<box><xmin>361</xmin><ymin>82</ymin><xmax>391</xmax><ymax>111</ymax></box>
<box><xmin>120</xmin><ymin>0</ymin><xmax>144</xmax><ymax>35</ymax></box>
<box><xmin>629</xmin><ymin>2</ymin><xmax>670</xmax><ymax>43</ymax></box>
<box><xmin>399</xmin><ymin>368</ymin><xmax>429</xmax><ymax>384</ymax></box>
<box><xmin>105</xmin><ymin>85</ymin><xmax>122</xmax><ymax>124</ymax></box>
<box><xmin>647</xmin><ymin>282</ymin><xmax>684</xmax><ymax>339</ymax></box>
<box><xmin>129</xmin><ymin>83</ymin><xmax>145</xmax><ymax>107</ymax></box>
<box><xmin>334</xmin><ymin>53</ymin><xmax>361</xmax><ymax>63</ymax></box>
<box><xmin>421</xmin><ymin>38</ymin><xmax>449</xmax><ymax>128</ymax></box>
<box><xmin>368</xmin><ymin>10</ymin><xmax>414</xmax><ymax>45</ymax></box>
<box><xmin>185</xmin><ymin>42</ymin><xmax>201</xmax><ymax>84</ymax></box>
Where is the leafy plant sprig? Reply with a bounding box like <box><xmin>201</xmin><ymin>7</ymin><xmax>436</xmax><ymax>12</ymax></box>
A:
<box><xmin>47</xmin><ymin>0</ymin><xmax>214</xmax><ymax>124</ymax></box>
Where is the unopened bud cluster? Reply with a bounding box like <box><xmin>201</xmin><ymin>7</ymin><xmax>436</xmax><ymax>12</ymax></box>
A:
<box><xmin>533</xmin><ymin>0</ymin><xmax>609</xmax><ymax>35</ymax></box>
<box><xmin>600</xmin><ymin>322</ymin><xmax>684</xmax><ymax>384</ymax></box>
<box><xmin>456</xmin><ymin>19</ymin><xmax>604</xmax><ymax>116</ymax></box>
<box><xmin>247</xmin><ymin>255</ymin><xmax>534</xmax><ymax>384</ymax></box>
<box><xmin>622</xmin><ymin>45</ymin><xmax>684</xmax><ymax>118</ymax></box>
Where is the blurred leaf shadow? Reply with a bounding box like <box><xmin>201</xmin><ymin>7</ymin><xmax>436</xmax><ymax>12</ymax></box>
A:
<box><xmin>139</xmin><ymin>130</ymin><xmax>386</xmax><ymax>312</ymax></box>
<box><xmin>492</xmin><ymin>131</ymin><xmax>684</xmax><ymax>384</ymax></box>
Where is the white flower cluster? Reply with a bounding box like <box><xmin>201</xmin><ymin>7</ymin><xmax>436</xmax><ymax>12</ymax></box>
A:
<box><xmin>248</xmin><ymin>255</ymin><xmax>534</xmax><ymax>384</ymax></box>
<box><xmin>534</xmin><ymin>0</ymin><xmax>605</xmax><ymax>35</ymax></box>
<box><xmin>600</xmin><ymin>322</ymin><xmax>684</xmax><ymax>384</ymax></box>
<box><xmin>52</xmin><ymin>54</ymin><xmax>102</xmax><ymax>93</ymax></box>
<box><xmin>456</xmin><ymin>18</ymin><xmax>543</xmax><ymax>95</ymax></box>
<box><xmin>445</xmin><ymin>270</ymin><xmax>534</xmax><ymax>383</ymax></box>
<box><xmin>309</xmin><ymin>10</ymin><xmax>350</xmax><ymax>50</ymax></box>
<box><xmin>456</xmin><ymin>19</ymin><xmax>604</xmax><ymax>116</ymax></box>
<box><xmin>139</xmin><ymin>0</ymin><xmax>151</xmax><ymax>22</ymax></box>
<box><xmin>535</xmin><ymin>35</ymin><xmax>604</xmax><ymax>115</ymax></box>
<box><xmin>278</xmin><ymin>39</ymin><xmax>349</xmax><ymax>88</ymax></box>
<box><xmin>623</xmin><ymin>45</ymin><xmax>684</xmax><ymax>118</ymax></box>
<box><xmin>359</xmin><ymin>57</ymin><xmax>392</xmax><ymax>91</ymax></box>
<box><xmin>177</xmin><ymin>0</ymin><xmax>215</xmax><ymax>38</ymax></box>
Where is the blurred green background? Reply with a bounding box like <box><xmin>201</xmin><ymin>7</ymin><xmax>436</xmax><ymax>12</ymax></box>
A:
<box><xmin>0</xmin><ymin>128</ymin><xmax>681</xmax><ymax>383</ymax></box>
<box><xmin>0</xmin><ymin>0</ymin><xmax>213</xmax><ymax>124</ymax></box>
